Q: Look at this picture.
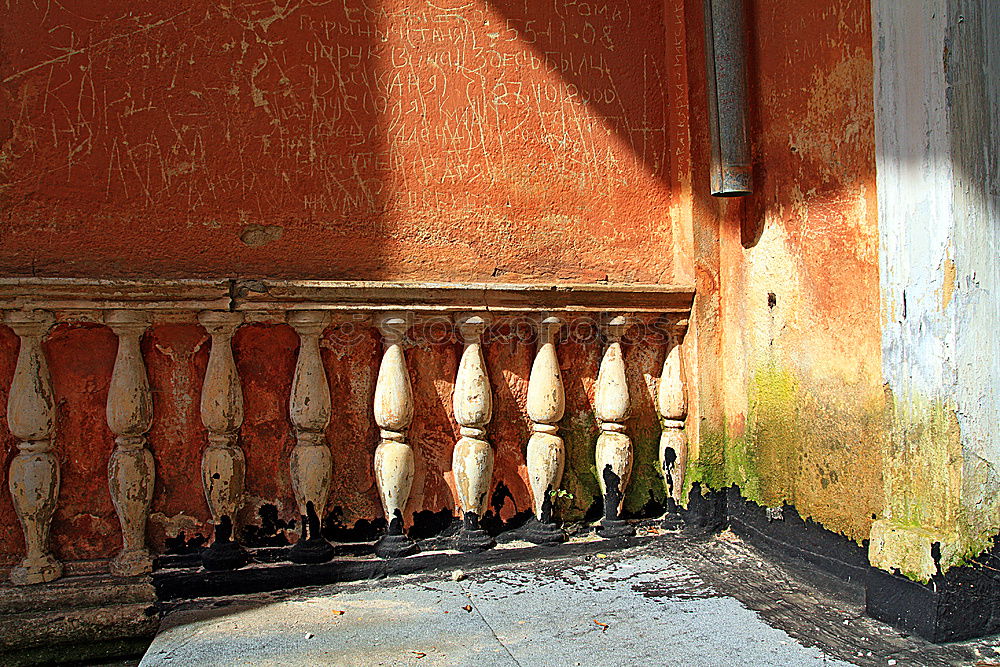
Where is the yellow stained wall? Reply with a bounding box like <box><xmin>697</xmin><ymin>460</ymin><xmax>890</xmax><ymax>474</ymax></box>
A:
<box><xmin>706</xmin><ymin>0</ymin><xmax>885</xmax><ymax>544</ymax></box>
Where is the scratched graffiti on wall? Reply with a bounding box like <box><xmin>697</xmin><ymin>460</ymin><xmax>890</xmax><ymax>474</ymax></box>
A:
<box><xmin>0</xmin><ymin>0</ymin><xmax>680</xmax><ymax>281</ymax></box>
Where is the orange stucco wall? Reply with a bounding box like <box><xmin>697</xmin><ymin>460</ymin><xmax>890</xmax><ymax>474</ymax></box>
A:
<box><xmin>0</xmin><ymin>0</ymin><xmax>689</xmax><ymax>283</ymax></box>
<box><xmin>714</xmin><ymin>0</ymin><xmax>883</xmax><ymax>542</ymax></box>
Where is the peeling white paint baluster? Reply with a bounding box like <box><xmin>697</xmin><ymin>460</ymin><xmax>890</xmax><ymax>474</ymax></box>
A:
<box><xmin>595</xmin><ymin>315</ymin><xmax>635</xmax><ymax>538</ymax></box>
<box><xmin>198</xmin><ymin>311</ymin><xmax>248</xmax><ymax>570</ymax></box>
<box><xmin>106</xmin><ymin>311</ymin><xmax>155</xmax><ymax>576</ymax></box>
<box><xmin>287</xmin><ymin>311</ymin><xmax>335</xmax><ymax>563</ymax></box>
<box><xmin>658</xmin><ymin>321</ymin><xmax>688</xmax><ymax>529</ymax></box>
<box><xmin>452</xmin><ymin>313</ymin><xmax>495</xmax><ymax>552</ymax></box>
<box><xmin>4</xmin><ymin>310</ymin><xmax>61</xmax><ymax>585</ymax></box>
<box><xmin>522</xmin><ymin>314</ymin><xmax>567</xmax><ymax>544</ymax></box>
<box><xmin>373</xmin><ymin>313</ymin><xmax>419</xmax><ymax>558</ymax></box>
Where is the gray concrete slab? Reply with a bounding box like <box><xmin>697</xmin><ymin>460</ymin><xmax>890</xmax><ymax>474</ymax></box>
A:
<box><xmin>142</xmin><ymin>547</ymin><xmax>853</xmax><ymax>666</ymax></box>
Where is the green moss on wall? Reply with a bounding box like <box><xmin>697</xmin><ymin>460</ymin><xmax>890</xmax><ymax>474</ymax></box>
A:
<box><xmin>695</xmin><ymin>361</ymin><xmax>884</xmax><ymax>546</ymax></box>
<box><xmin>555</xmin><ymin>407</ymin><xmax>668</xmax><ymax>521</ymax></box>
<box><xmin>558</xmin><ymin>410</ymin><xmax>602</xmax><ymax>520</ymax></box>
<box><xmin>681</xmin><ymin>424</ymin><xmax>728</xmax><ymax>503</ymax></box>
<box><xmin>882</xmin><ymin>390</ymin><xmax>962</xmax><ymax>534</ymax></box>
<box><xmin>699</xmin><ymin>368</ymin><xmax>1000</xmax><ymax>581</ymax></box>
<box><xmin>737</xmin><ymin>366</ymin><xmax>802</xmax><ymax>506</ymax></box>
<box><xmin>623</xmin><ymin>416</ymin><xmax>667</xmax><ymax>516</ymax></box>
<box><xmin>870</xmin><ymin>389</ymin><xmax>1000</xmax><ymax>577</ymax></box>
<box><xmin>678</xmin><ymin>367</ymin><xmax>803</xmax><ymax>510</ymax></box>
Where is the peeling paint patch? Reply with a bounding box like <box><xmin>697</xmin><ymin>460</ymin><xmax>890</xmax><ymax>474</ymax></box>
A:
<box><xmin>869</xmin><ymin>519</ymin><xmax>944</xmax><ymax>582</ymax></box>
<box><xmin>940</xmin><ymin>257</ymin><xmax>956</xmax><ymax>311</ymax></box>
<box><xmin>150</xmin><ymin>512</ymin><xmax>203</xmax><ymax>537</ymax></box>
<box><xmin>240</xmin><ymin>225</ymin><xmax>284</xmax><ymax>248</ymax></box>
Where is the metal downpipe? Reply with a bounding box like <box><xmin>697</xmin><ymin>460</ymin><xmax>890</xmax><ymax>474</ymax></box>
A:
<box><xmin>704</xmin><ymin>0</ymin><xmax>752</xmax><ymax>196</ymax></box>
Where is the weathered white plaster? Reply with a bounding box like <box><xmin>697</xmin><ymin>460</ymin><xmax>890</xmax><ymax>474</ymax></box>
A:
<box><xmin>877</xmin><ymin>0</ymin><xmax>1000</xmax><ymax>453</ymax></box>
<box><xmin>949</xmin><ymin>0</ymin><xmax>1000</xmax><ymax>471</ymax></box>
<box><xmin>874</xmin><ymin>0</ymin><xmax>1000</xmax><ymax>564</ymax></box>
<box><xmin>875</xmin><ymin>0</ymin><xmax>954</xmax><ymax>402</ymax></box>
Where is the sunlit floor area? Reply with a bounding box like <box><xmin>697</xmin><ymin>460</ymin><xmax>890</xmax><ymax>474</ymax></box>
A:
<box><xmin>139</xmin><ymin>534</ymin><xmax>1000</xmax><ymax>667</ymax></box>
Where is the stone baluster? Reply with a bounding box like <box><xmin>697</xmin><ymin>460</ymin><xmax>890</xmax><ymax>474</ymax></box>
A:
<box><xmin>287</xmin><ymin>311</ymin><xmax>335</xmax><ymax>563</ymax></box>
<box><xmin>373</xmin><ymin>314</ymin><xmax>419</xmax><ymax>558</ymax></box>
<box><xmin>198</xmin><ymin>311</ymin><xmax>248</xmax><ymax>570</ymax></box>
<box><xmin>4</xmin><ymin>310</ymin><xmax>61</xmax><ymax>585</ymax></box>
<box><xmin>521</xmin><ymin>314</ymin><xmax>567</xmax><ymax>544</ymax></box>
<box><xmin>658</xmin><ymin>322</ymin><xmax>689</xmax><ymax>529</ymax></box>
<box><xmin>451</xmin><ymin>313</ymin><xmax>495</xmax><ymax>552</ymax></box>
<box><xmin>595</xmin><ymin>315</ymin><xmax>635</xmax><ymax>538</ymax></box>
<box><xmin>105</xmin><ymin>311</ymin><xmax>155</xmax><ymax>576</ymax></box>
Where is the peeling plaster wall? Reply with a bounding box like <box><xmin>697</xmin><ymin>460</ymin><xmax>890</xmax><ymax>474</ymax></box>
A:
<box><xmin>713</xmin><ymin>0</ymin><xmax>1000</xmax><ymax>583</ymax></box>
<box><xmin>712</xmin><ymin>0</ymin><xmax>885</xmax><ymax>544</ymax></box>
<box><xmin>872</xmin><ymin>0</ymin><xmax>1000</xmax><ymax>580</ymax></box>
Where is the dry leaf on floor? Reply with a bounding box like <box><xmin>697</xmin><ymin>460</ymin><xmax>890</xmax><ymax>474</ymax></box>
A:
<box><xmin>462</xmin><ymin>605</ymin><xmax>473</xmax><ymax>612</ymax></box>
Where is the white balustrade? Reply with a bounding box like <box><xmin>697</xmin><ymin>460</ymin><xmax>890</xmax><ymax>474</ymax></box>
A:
<box><xmin>287</xmin><ymin>311</ymin><xmax>335</xmax><ymax>563</ymax></box>
<box><xmin>4</xmin><ymin>311</ymin><xmax>61</xmax><ymax>585</ymax></box>
<box><xmin>105</xmin><ymin>311</ymin><xmax>155</xmax><ymax>576</ymax></box>
<box><xmin>658</xmin><ymin>322</ymin><xmax>688</xmax><ymax>528</ymax></box>
<box><xmin>521</xmin><ymin>315</ymin><xmax>567</xmax><ymax>544</ymax></box>
<box><xmin>595</xmin><ymin>315</ymin><xmax>635</xmax><ymax>538</ymax></box>
<box><xmin>451</xmin><ymin>314</ymin><xmax>495</xmax><ymax>552</ymax></box>
<box><xmin>0</xmin><ymin>280</ymin><xmax>694</xmax><ymax>573</ymax></box>
<box><xmin>373</xmin><ymin>314</ymin><xmax>419</xmax><ymax>558</ymax></box>
<box><xmin>198</xmin><ymin>311</ymin><xmax>248</xmax><ymax>570</ymax></box>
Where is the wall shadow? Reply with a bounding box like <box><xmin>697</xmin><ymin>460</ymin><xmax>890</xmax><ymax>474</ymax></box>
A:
<box><xmin>0</xmin><ymin>0</ymin><xmax>692</xmax><ymax>283</ymax></box>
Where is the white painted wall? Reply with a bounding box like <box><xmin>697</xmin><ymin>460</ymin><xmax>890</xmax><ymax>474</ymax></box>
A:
<box><xmin>875</xmin><ymin>0</ymin><xmax>954</xmax><ymax>408</ymax></box>
<box><xmin>874</xmin><ymin>0</ymin><xmax>1000</xmax><ymax>546</ymax></box>
<box><xmin>950</xmin><ymin>0</ymin><xmax>1000</xmax><ymax>473</ymax></box>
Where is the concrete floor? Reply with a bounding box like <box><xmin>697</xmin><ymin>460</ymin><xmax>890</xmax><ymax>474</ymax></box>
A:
<box><xmin>139</xmin><ymin>531</ymin><xmax>1000</xmax><ymax>667</ymax></box>
<box><xmin>141</xmin><ymin>542</ymin><xmax>853</xmax><ymax>666</ymax></box>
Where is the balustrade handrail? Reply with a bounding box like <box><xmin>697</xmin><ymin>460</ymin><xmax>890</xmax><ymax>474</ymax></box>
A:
<box><xmin>0</xmin><ymin>278</ymin><xmax>231</xmax><ymax>313</ymax></box>
<box><xmin>0</xmin><ymin>278</ymin><xmax>693</xmax><ymax>315</ymax></box>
